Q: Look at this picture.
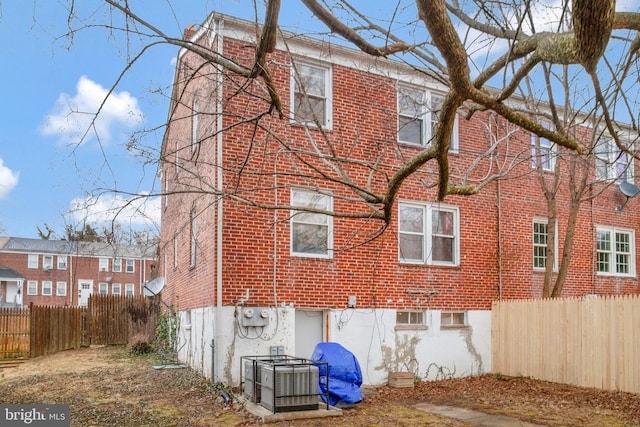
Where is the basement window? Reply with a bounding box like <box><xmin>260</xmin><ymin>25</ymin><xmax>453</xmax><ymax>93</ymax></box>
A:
<box><xmin>395</xmin><ymin>310</ymin><xmax>428</xmax><ymax>331</ymax></box>
<box><xmin>440</xmin><ymin>311</ymin><xmax>467</xmax><ymax>329</ymax></box>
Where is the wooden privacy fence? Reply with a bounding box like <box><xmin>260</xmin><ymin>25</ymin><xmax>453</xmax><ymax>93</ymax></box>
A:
<box><xmin>0</xmin><ymin>295</ymin><xmax>161</xmax><ymax>359</ymax></box>
<box><xmin>89</xmin><ymin>294</ymin><xmax>161</xmax><ymax>346</ymax></box>
<box><xmin>0</xmin><ymin>307</ymin><xmax>30</xmax><ymax>359</ymax></box>
<box><xmin>493</xmin><ymin>294</ymin><xmax>640</xmax><ymax>394</ymax></box>
<box><xmin>30</xmin><ymin>305</ymin><xmax>87</xmax><ymax>358</ymax></box>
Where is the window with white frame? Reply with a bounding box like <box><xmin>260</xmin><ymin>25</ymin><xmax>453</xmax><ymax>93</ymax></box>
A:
<box><xmin>56</xmin><ymin>281</ymin><xmax>67</xmax><ymax>297</ymax></box>
<box><xmin>531</xmin><ymin>130</ymin><xmax>556</xmax><ymax>171</ymax></box>
<box><xmin>27</xmin><ymin>281</ymin><xmax>38</xmax><ymax>296</ymax></box>
<box><xmin>164</xmin><ymin>168</ymin><xmax>169</xmax><ymax>209</ymax></box>
<box><xmin>125</xmin><ymin>284</ymin><xmax>134</xmax><ymax>296</ymax></box>
<box><xmin>595</xmin><ymin>138</ymin><xmax>633</xmax><ymax>182</ymax></box>
<box><xmin>190</xmin><ymin>206</ymin><xmax>197</xmax><ymax>267</ymax></box>
<box><xmin>397</xmin><ymin>86</ymin><xmax>458</xmax><ymax>150</ymax></box>
<box><xmin>126</xmin><ymin>259</ymin><xmax>135</xmax><ymax>273</ymax></box>
<box><xmin>533</xmin><ymin>218</ymin><xmax>558</xmax><ymax>271</ymax></box>
<box><xmin>173</xmin><ymin>233</ymin><xmax>178</xmax><ymax>269</ymax></box>
<box><xmin>192</xmin><ymin>95</ymin><xmax>199</xmax><ymax>152</ymax></box>
<box><xmin>28</xmin><ymin>254</ymin><xmax>38</xmax><ymax>269</ymax></box>
<box><xmin>175</xmin><ymin>138</ymin><xmax>180</xmax><ymax>175</ymax></box>
<box><xmin>112</xmin><ymin>258</ymin><xmax>122</xmax><ymax>273</ymax></box>
<box><xmin>112</xmin><ymin>283</ymin><xmax>122</xmax><ymax>295</ymax></box>
<box><xmin>290</xmin><ymin>189</ymin><xmax>333</xmax><ymax>258</ymax></box>
<box><xmin>42</xmin><ymin>281</ymin><xmax>53</xmax><ymax>296</ymax></box>
<box><xmin>291</xmin><ymin>61</ymin><xmax>332</xmax><ymax>128</ymax></box>
<box><xmin>596</xmin><ymin>227</ymin><xmax>635</xmax><ymax>276</ymax></box>
<box><xmin>98</xmin><ymin>283</ymin><xmax>109</xmax><ymax>295</ymax></box>
<box><xmin>396</xmin><ymin>310</ymin><xmax>424</xmax><ymax>326</ymax></box>
<box><xmin>57</xmin><ymin>255</ymin><xmax>68</xmax><ymax>270</ymax></box>
<box><xmin>42</xmin><ymin>255</ymin><xmax>53</xmax><ymax>271</ymax></box>
<box><xmin>398</xmin><ymin>202</ymin><xmax>459</xmax><ymax>265</ymax></box>
<box><xmin>441</xmin><ymin>311</ymin><xmax>466</xmax><ymax>328</ymax></box>
<box><xmin>99</xmin><ymin>258</ymin><xmax>109</xmax><ymax>272</ymax></box>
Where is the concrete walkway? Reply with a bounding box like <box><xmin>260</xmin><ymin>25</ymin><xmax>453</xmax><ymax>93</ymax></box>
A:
<box><xmin>415</xmin><ymin>403</ymin><xmax>546</xmax><ymax>426</ymax></box>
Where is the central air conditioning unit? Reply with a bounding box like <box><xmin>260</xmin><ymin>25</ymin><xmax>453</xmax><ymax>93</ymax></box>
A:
<box><xmin>243</xmin><ymin>360</ymin><xmax>263</xmax><ymax>403</ymax></box>
<box><xmin>260</xmin><ymin>363</ymin><xmax>319</xmax><ymax>413</ymax></box>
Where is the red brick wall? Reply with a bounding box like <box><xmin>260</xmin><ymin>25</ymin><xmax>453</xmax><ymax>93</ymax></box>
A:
<box><xmin>159</xmin><ymin>32</ymin><xmax>640</xmax><ymax>312</ymax></box>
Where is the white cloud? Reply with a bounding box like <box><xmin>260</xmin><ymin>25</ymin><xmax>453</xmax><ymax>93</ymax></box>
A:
<box><xmin>40</xmin><ymin>76</ymin><xmax>144</xmax><ymax>145</ymax></box>
<box><xmin>68</xmin><ymin>193</ymin><xmax>160</xmax><ymax>230</ymax></box>
<box><xmin>0</xmin><ymin>159</ymin><xmax>19</xmax><ymax>198</ymax></box>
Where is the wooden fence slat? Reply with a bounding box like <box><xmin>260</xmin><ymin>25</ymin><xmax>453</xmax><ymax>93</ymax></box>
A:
<box><xmin>493</xmin><ymin>294</ymin><xmax>640</xmax><ymax>394</ymax></box>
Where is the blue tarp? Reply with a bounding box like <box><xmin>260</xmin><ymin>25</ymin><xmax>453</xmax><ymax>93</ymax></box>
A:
<box><xmin>311</xmin><ymin>342</ymin><xmax>363</xmax><ymax>406</ymax></box>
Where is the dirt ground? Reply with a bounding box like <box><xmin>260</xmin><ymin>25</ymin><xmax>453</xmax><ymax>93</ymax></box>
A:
<box><xmin>0</xmin><ymin>346</ymin><xmax>638</xmax><ymax>426</ymax></box>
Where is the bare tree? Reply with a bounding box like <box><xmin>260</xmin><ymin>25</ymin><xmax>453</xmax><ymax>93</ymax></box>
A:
<box><xmin>53</xmin><ymin>1</ymin><xmax>640</xmax><ymax>292</ymax></box>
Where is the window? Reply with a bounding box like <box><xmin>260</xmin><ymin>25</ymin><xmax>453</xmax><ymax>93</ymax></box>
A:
<box><xmin>125</xmin><ymin>284</ymin><xmax>134</xmax><ymax>296</ymax></box>
<box><xmin>596</xmin><ymin>227</ymin><xmax>635</xmax><ymax>276</ymax></box>
<box><xmin>113</xmin><ymin>258</ymin><xmax>122</xmax><ymax>273</ymax></box>
<box><xmin>399</xmin><ymin>202</ymin><xmax>459</xmax><ymax>265</ymax></box>
<box><xmin>126</xmin><ymin>259</ymin><xmax>135</xmax><ymax>273</ymax></box>
<box><xmin>43</xmin><ymin>255</ymin><xmax>53</xmax><ymax>270</ymax></box>
<box><xmin>175</xmin><ymin>138</ymin><xmax>180</xmax><ymax>174</ymax></box>
<box><xmin>28</xmin><ymin>254</ymin><xmax>38</xmax><ymax>269</ymax></box>
<box><xmin>190</xmin><ymin>206</ymin><xmax>197</xmax><ymax>267</ymax></box>
<box><xmin>531</xmin><ymin>129</ymin><xmax>556</xmax><ymax>171</ymax></box>
<box><xmin>112</xmin><ymin>283</ymin><xmax>122</xmax><ymax>295</ymax></box>
<box><xmin>57</xmin><ymin>256</ymin><xmax>68</xmax><ymax>270</ymax></box>
<box><xmin>173</xmin><ymin>233</ymin><xmax>178</xmax><ymax>269</ymax></box>
<box><xmin>27</xmin><ymin>281</ymin><xmax>38</xmax><ymax>296</ymax></box>
<box><xmin>396</xmin><ymin>310</ymin><xmax>424</xmax><ymax>326</ymax></box>
<box><xmin>595</xmin><ymin>138</ymin><xmax>632</xmax><ymax>182</ymax></box>
<box><xmin>99</xmin><ymin>258</ymin><xmax>109</xmax><ymax>272</ymax></box>
<box><xmin>98</xmin><ymin>283</ymin><xmax>109</xmax><ymax>295</ymax></box>
<box><xmin>42</xmin><ymin>281</ymin><xmax>52</xmax><ymax>296</ymax></box>
<box><xmin>441</xmin><ymin>311</ymin><xmax>466</xmax><ymax>328</ymax></box>
<box><xmin>291</xmin><ymin>61</ymin><xmax>332</xmax><ymax>128</ymax></box>
<box><xmin>397</xmin><ymin>86</ymin><xmax>458</xmax><ymax>150</ymax></box>
<box><xmin>533</xmin><ymin>218</ymin><xmax>558</xmax><ymax>271</ymax></box>
<box><xmin>164</xmin><ymin>168</ymin><xmax>169</xmax><ymax>209</ymax></box>
<box><xmin>56</xmin><ymin>281</ymin><xmax>67</xmax><ymax>297</ymax></box>
<box><xmin>290</xmin><ymin>189</ymin><xmax>333</xmax><ymax>258</ymax></box>
<box><xmin>191</xmin><ymin>96</ymin><xmax>199</xmax><ymax>152</ymax></box>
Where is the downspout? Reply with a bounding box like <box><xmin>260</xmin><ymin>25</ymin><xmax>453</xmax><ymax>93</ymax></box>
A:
<box><xmin>214</xmin><ymin>16</ymin><xmax>225</xmax><ymax>383</ymax></box>
<box><xmin>496</xmin><ymin>156</ymin><xmax>503</xmax><ymax>300</ymax></box>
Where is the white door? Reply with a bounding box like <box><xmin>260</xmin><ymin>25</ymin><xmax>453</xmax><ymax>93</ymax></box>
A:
<box><xmin>295</xmin><ymin>310</ymin><xmax>325</xmax><ymax>359</ymax></box>
<box><xmin>78</xmin><ymin>280</ymin><xmax>93</xmax><ymax>306</ymax></box>
<box><xmin>5</xmin><ymin>281</ymin><xmax>23</xmax><ymax>306</ymax></box>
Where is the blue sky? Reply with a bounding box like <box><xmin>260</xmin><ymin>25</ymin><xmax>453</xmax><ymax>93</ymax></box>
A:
<box><xmin>0</xmin><ymin>1</ymin><xmax>288</xmax><ymax>238</ymax></box>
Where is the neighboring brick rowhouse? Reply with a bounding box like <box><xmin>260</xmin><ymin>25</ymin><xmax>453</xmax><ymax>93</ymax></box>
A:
<box><xmin>0</xmin><ymin>238</ymin><xmax>157</xmax><ymax>307</ymax></box>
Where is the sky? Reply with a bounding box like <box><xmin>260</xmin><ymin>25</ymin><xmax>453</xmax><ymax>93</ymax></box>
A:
<box><xmin>0</xmin><ymin>1</ymin><xmax>287</xmax><ymax>239</ymax></box>
<box><xmin>0</xmin><ymin>1</ymin><xmax>637</xmax><ymax>239</ymax></box>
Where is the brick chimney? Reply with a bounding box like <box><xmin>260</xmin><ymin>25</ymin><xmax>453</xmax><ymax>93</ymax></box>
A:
<box><xmin>183</xmin><ymin>24</ymin><xmax>196</xmax><ymax>40</ymax></box>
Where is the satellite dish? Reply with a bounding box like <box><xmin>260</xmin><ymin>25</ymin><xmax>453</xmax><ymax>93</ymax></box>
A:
<box><xmin>619</xmin><ymin>181</ymin><xmax>640</xmax><ymax>198</ymax></box>
<box><xmin>616</xmin><ymin>182</ymin><xmax>640</xmax><ymax>211</ymax></box>
<box><xmin>143</xmin><ymin>277</ymin><xmax>166</xmax><ymax>296</ymax></box>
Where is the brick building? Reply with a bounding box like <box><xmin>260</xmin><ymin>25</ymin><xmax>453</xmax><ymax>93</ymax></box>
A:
<box><xmin>0</xmin><ymin>237</ymin><xmax>157</xmax><ymax>307</ymax></box>
<box><xmin>158</xmin><ymin>13</ymin><xmax>639</xmax><ymax>385</ymax></box>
